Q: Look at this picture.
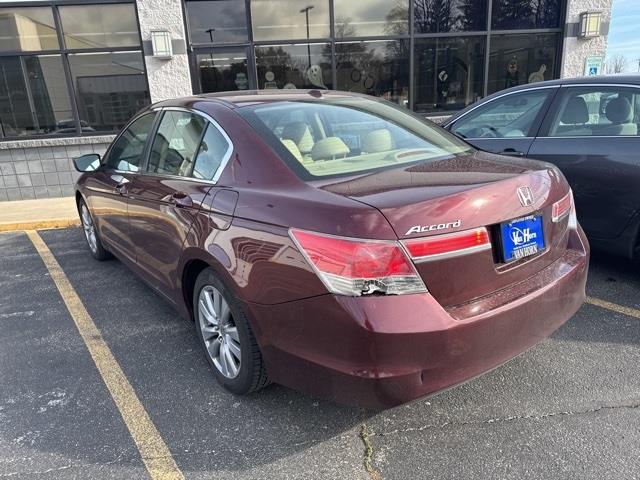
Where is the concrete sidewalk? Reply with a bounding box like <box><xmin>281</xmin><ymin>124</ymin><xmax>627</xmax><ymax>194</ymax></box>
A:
<box><xmin>0</xmin><ymin>197</ymin><xmax>79</xmax><ymax>232</ymax></box>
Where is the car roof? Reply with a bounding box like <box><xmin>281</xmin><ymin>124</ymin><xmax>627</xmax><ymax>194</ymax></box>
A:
<box><xmin>151</xmin><ymin>89</ymin><xmax>377</xmax><ymax>110</ymax></box>
<box><xmin>505</xmin><ymin>73</ymin><xmax>640</xmax><ymax>89</ymax></box>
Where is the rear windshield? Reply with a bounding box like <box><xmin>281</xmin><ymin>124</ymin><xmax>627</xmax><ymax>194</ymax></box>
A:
<box><xmin>238</xmin><ymin>98</ymin><xmax>473</xmax><ymax>180</ymax></box>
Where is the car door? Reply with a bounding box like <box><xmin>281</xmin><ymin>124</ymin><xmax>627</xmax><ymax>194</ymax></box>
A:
<box><xmin>126</xmin><ymin>108</ymin><xmax>233</xmax><ymax>299</ymax></box>
<box><xmin>83</xmin><ymin>112</ymin><xmax>157</xmax><ymax>262</ymax></box>
<box><xmin>528</xmin><ymin>84</ymin><xmax>640</xmax><ymax>241</ymax></box>
<box><xmin>446</xmin><ymin>87</ymin><xmax>558</xmax><ymax>157</ymax></box>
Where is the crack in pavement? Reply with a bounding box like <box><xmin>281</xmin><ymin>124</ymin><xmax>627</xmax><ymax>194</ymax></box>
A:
<box><xmin>360</xmin><ymin>423</ymin><xmax>382</xmax><ymax>480</ymax></box>
<box><xmin>371</xmin><ymin>401</ymin><xmax>640</xmax><ymax>438</ymax></box>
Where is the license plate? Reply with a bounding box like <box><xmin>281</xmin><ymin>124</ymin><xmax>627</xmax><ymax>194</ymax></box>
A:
<box><xmin>500</xmin><ymin>215</ymin><xmax>545</xmax><ymax>262</ymax></box>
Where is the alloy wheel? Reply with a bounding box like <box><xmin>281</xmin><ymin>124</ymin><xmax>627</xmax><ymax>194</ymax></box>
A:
<box><xmin>198</xmin><ymin>285</ymin><xmax>241</xmax><ymax>379</ymax></box>
<box><xmin>81</xmin><ymin>204</ymin><xmax>97</xmax><ymax>254</ymax></box>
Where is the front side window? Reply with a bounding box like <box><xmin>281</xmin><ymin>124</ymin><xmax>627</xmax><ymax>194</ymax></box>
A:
<box><xmin>239</xmin><ymin>99</ymin><xmax>472</xmax><ymax>179</ymax></box>
<box><xmin>192</xmin><ymin>124</ymin><xmax>231</xmax><ymax>180</ymax></box>
<box><xmin>548</xmin><ymin>87</ymin><xmax>640</xmax><ymax>138</ymax></box>
<box><xmin>148</xmin><ymin>111</ymin><xmax>207</xmax><ymax>176</ymax></box>
<box><xmin>105</xmin><ymin>112</ymin><xmax>156</xmax><ymax>171</ymax></box>
<box><xmin>451</xmin><ymin>88</ymin><xmax>553</xmax><ymax>139</ymax></box>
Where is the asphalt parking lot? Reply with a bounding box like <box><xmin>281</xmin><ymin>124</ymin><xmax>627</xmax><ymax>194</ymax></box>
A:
<box><xmin>1</xmin><ymin>227</ymin><xmax>639</xmax><ymax>480</ymax></box>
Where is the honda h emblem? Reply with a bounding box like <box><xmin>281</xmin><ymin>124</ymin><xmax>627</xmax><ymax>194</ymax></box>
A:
<box><xmin>517</xmin><ymin>186</ymin><xmax>534</xmax><ymax>207</ymax></box>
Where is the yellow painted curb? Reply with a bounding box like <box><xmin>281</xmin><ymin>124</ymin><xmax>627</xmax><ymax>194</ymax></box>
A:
<box><xmin>0</xmin><ymin>218</ymin><xmax>80</xmax><ymax>232</ymax></box>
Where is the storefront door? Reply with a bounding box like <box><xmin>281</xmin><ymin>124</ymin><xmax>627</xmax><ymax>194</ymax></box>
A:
<box><xmin>192</xmin><ymin>47</ymin><xmax>254</xmax><ymax>94</ymax></box>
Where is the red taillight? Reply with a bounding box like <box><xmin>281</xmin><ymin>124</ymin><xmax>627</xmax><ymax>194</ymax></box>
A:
<box><xmin>552</xmin><ymin>191</ymin><xmax>572</xmax><ymax>222</ymax></box>
<box><xmin>403</xmin><ymin>228</ymin><xmax>491</xmax><ymax>261</ymax></box>
<box><xmin>289</xmin><ymin>229</ymin><xmax>426</xmax><ymax>296</ymax></box>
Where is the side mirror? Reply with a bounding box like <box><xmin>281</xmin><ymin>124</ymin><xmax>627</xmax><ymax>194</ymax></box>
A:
<box><xmin>73</xmin><ymin>153</ymin><xmax>101</xmax><ymax>172</ymax></box>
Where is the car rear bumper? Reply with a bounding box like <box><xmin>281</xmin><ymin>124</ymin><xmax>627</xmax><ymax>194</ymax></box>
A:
<box><xmin>246</xmin><ymin>227</ymin><xmax>589</xmax><ymax>408</ymax></box>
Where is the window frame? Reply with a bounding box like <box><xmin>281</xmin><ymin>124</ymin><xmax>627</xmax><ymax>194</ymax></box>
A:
<box><xmin>0</xmin><ymin>0</ymin><xmax>150</xmax><ymax>141</ymax></box>
<box><xmin>136</xmin><ymin>106</ymin><xmax>234</xmax><ymax>185</ymax></box>
<box><xmin>538</xmin><ymin>83</ymin><xmax>640</xmax><ymax>139</ymax></box>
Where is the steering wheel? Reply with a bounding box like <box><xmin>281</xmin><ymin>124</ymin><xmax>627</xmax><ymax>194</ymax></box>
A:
<box><xmin>478</xmin><ymin>125</ymin><xmax>500</xmax><ymax>138</ymax></box>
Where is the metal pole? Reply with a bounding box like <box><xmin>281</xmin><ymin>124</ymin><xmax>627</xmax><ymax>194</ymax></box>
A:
<box><xmin>300</xmin><ymin>6</ymin><xmax>314</xmax><ymax>69</ymax></box>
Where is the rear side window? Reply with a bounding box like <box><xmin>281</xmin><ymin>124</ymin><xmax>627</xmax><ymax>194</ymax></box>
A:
<box><xmin>192</xmin><ymin>123</ymin><xmax>231</xmax><ymax>180</ymax></box>
<box><xmin>451</xmin><ymin>89</ymin><xmax>553</xmax><ymax>139</ymax></box>
<box><xmin>148</xmin><ymin>111</ymin><xmax>207</xmax><ymax>176</ymax></box>
<box><xmin>238</xmin><ymin>99</ymin><xmax>471</xmax><ymax>179</ymax></box>
<box><xmin>548</xmin><ymin>87</ymin><xmax>640</xmax><ymax>137</ymax></box>
<box><xmin>105</xmin><ymin>112</ymin><xmax>156</xmax><ymax>171</ymax></box>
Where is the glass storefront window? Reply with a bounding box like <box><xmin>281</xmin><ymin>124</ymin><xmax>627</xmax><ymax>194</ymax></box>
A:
<box><xmin>68</xmin><ymin>51</ymin><xmax>150</xmax><ymax>132</ymax></box>
<box><xmin>414</xmin><ymin>0</ymin><xmax>488</xmax><ymax>33</ymax></box>
<box><xmin>492</xmin><ymin>0</ymin><xmax>562</xmax><ymax>30</ymax></box>
<box><xmin>251</xmin><ymin>0</ymin><xmax>330</xmax><ymax>41</ymax></box>
<box><xmin>334</xmin><ymin>0</ymin><xmax>408</xmax><ymax>37</ymax></box>
<box><xmin>487</xmin><ymin>33</ymin><xmax>560</xmax><ymax>95</ymax></box>
<box><xmin>0</xmin><ymin>55</ymin><xmax>72</xmax><ymax>137</ymax></box>
<box><xmin>413</xmin><ymin>37</ymin><xmax>486</xmax><ymax>113</ymax></box>
<box><xmin>196</xmin><ymin>49</ymin><xmax>249</xmax><ymax>93</ymax></box>
<box><xmin>185</xmin><ymin>0</ymin><xmax>248</xmax><ymax>44</ymax></box>
<box><xmin>336</xmin><ymin>41</ymin><xmax>409</xmax><ymax>108</ymax></box>
<box><xmin>255</xmin><ymin>44</ymin><xmax>332</xmax><ymax>90</ymax></box>
<box><xmin>59</xmin><ymin>4</ymin><xmax>140</xmax><ymax>49</ymax></box>
<box><xmin>0</xmin><ymin>3</ymin><xmax>150</xmax><ymax>139</ymax></box>
<box><xmin>0</xmin><ymin>7</ymin><xmax>59</xmax><ymax>52</ymax></box>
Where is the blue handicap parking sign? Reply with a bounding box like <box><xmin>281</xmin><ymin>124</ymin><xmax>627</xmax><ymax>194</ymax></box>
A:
<box><xmin>589</xmin><ymin>67</ymin><xmax>598</xmax><ymax>75</ymax></box>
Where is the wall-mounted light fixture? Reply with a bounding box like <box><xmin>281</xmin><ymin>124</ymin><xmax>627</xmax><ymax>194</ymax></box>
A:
<box><xmin>151</xmin><ymin>30</ymin><xmax>173</xmax><ymax>59</ymax></box>
<box><xmin>579</xmin><ymin>11</ymin><xmax>602</xmax><ymax>38</ymax></box>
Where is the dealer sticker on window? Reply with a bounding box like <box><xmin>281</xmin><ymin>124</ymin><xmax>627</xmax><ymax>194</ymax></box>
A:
<box><xmin>500</xmin><ymin>215</ymin><xmax>545</xmax><ymax>262</ymax></box>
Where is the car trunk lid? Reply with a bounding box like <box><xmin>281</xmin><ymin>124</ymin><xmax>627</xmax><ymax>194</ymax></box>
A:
<box><xmin>316</xmin><ymin>151</ymin><xmax>572</xmax><ymax>307</ymax></box>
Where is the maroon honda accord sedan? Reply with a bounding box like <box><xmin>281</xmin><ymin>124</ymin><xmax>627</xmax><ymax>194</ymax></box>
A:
<box><xmin>73</xmin><ymin>90</ymin><xmax>589</xmax><ymax>408</ymax></box>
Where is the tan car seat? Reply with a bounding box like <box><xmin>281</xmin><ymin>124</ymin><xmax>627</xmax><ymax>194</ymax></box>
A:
<box><xmin>556</xmin><ymin>97</ymin><xmax>591</xmax><ymax>136</ymax></box>
<box><xmin>280</xmin><ymin>139</ymin><xmax>305</xmax><ymax>163</ymax></box>
<box><xmin>598</xmin><ymin>97</ymin><xmax>638</xmax><ymax>136</ymax></box>
<box><xmin>282</xmin><ymin>122</ymin><xmax>315</xmax><ymax>155</ymax></box>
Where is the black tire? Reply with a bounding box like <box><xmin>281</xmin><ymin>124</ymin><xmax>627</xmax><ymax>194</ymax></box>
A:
<box><xmin>193</xmin><ymin>268</ymin><xmax>269</xmax><ymax>395</ymax></box>
<box><xmin>78</xmin><ymin>198</ymin><xmax>111</xmax><ymax>261</ymax></box>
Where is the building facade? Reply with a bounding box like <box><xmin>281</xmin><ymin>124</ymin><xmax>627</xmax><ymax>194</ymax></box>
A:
<box><xmin>0</xmin><ymin>0</ymin><xmax>612</xmax><ymax>201</ymax></box>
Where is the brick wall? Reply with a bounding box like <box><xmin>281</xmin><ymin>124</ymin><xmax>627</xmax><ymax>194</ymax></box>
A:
<box><xmin>0</xmin><ymin>137</ymin><xmax>113</xmax><ymax>202</ymax></box>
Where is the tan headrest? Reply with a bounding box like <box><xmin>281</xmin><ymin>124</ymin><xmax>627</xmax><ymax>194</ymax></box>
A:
<box><xmin>310</xmin><ymin>137</ymin><xmax>350</xmax><ymax>161</ymax></box>
<box><xmin>362</xmin><ymin>129</ymin><xmax>393</xmax><ymax>153</ymax></box>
